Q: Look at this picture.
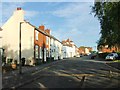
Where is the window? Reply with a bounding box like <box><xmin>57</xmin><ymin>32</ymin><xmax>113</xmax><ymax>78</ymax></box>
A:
<box><xmin>36</xmin><ymin>31</ymin><xmax>39</xmax><ymax>40</ymax></box>
<box><xmin>46</xmin><ymin>36</ymin><xmax>49</xmax><ymax>45</ymax></box>
<box><xmin>39</xmin><ymin>47</ymin><xmax>42</xmax><ymax>59</ymax></box>
<box><xmin>35</xmin><ymin>45</ymin><xmax>39</xmax><ymax>58</ymax></box>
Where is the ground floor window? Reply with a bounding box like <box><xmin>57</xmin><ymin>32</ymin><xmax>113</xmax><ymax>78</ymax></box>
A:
<box><xmin>35</xmin><ymin>45</ymin><xmax>39</xmax><ymax>59</ymax></box>
<box><xmin>39</xmin><ymin>47</ymin><xmax>42</xmax><ymax>59</ymax></box>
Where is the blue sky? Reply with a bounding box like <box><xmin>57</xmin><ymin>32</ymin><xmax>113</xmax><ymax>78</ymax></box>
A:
<box><xmin>1</xmin><ymin>1</ymin><xmax>101</xmax><ymax>50</ymax></box>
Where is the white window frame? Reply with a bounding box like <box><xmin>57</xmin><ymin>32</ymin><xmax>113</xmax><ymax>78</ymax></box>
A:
<box><xmin>36</xmin><ymin>31</ymin><xmax>39</xmax><ymax>40</ymax></box>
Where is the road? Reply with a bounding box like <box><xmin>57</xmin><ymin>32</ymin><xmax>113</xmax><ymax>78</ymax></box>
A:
<box><xmin>19</xmin><ymin>56</ymin><xmax>120</xmax><ymax>88</ymax></box>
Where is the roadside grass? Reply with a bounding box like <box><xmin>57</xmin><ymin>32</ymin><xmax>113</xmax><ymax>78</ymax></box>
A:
<box><xmin>113</xmin><ymin>60</ymin><xmax>120</xmax><ymax>63</ymax></box>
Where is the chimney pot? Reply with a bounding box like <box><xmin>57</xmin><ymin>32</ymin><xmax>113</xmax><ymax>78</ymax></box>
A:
<box><xmin>17</xmin><ymin>7</ymin><xmax>22</xmax><ymax>10</ymax></box>
<box><xmin>39</xmin><ymin>25</ymin><xmax>45</xmax><ymax>31</ymax></box>
<box><xmin>45</xmin><ymin>29</ymin><xmax>50</xmax><ymax>35</ymax></box>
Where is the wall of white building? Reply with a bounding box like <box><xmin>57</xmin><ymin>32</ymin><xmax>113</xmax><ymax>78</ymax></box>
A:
<box><xmin>1</xmin><ymin>9</ymin><xmax>34</xmax><ymax>64</ymax></box>
<box><xmin>21</xmin><ymin>23</ymin><xmax>34</xmax><ymax>63</ymax></box>
<box><xmin>62</xmin><ymin>45</ymin><xmax>76</xmax><ymax>58</ymax></box>
<box><xmin>54</xmin><ymin>40</ymin><xmax>62</xmax><ymax>60</ymax></box>
<box><xmin>49</xmin><ymin>37</ymin><xmax>63</xmax><ymax>60</ymax></box>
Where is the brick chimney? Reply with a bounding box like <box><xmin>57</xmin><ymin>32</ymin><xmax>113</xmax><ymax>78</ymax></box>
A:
<box><xmin>13</xmin><ymin>7</ymin><xmax>24</xmax><ymax>21</ymax></box>
<box><xmin>17</xmin><ymin>7</ymin><xmax>22</xmax><ymax>10</ymax></box>
<box><xmin>39</xmin><ymin>25</ymin><xmax>45</xmax><ymax>31</ymax></box>
<box><xmin>45</xmin><ymin>29</ymin><xmax>50</xmax><ymax>35</ymax></box>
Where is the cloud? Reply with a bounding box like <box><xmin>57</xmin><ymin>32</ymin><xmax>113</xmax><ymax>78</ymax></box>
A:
<box><xmin>52</xmin><ymin>3</ymin><xmax>91</xmax><ymax>18</ymax></box>
<box><xmin>51</xmin><ymin>28</ymin><xmax>82</xmax><ymax>44</ymax></box>
<box><xmin>50</xmin><ymin>2</ymin><xmax>100</xmax><ymax>46</ymax></box>
<box><xmin>0</xmin><ymin>3</ymin><xmax>2</xmax><ymax>26</ymax></box>
<box><xmin>1</xmin><ymin>2</ymin><xmax>39</xmax><ymax>25</ymax></box>
<box><xmin>2</xmin><ymin>2</ymin><xmax>25</xmax><ymax>25</ymax></box>
<box><xmin>24</xmin><ymin>10</ymin><xmax>39</xmax><ymax>20</ymax></box>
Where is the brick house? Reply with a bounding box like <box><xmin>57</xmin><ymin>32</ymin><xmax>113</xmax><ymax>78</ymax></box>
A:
<box><xmin>78</xmin><ymin>46</ymin><xmax>92</xmax><ymax>55</ymax></box>
<box><xmin>98</xmin><ymin>45</ymin><xmax>120</xmax><ymax>53</ymax></box>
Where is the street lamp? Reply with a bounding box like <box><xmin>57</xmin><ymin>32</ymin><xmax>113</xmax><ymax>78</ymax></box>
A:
<box><xmin>19</xmin><ymin>22</ymin><xmax>24</xmax><ymax>74</ymax></box>
<box><xmin>19</xmin><ymin>21</ymin><xmax>29</xmax><ymax>74</ymax></box>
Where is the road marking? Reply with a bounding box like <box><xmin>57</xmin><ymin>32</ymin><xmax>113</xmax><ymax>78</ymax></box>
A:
<box><xmin>31</xmin><ymin>73</ymin><xmax>120</xmax><ymax>77</ymax></box>
<box><xmin>3</xmin><ymin>76</ymin><xmax>13</xmax><ymax>79</ymax></box>
<box><xmin>38</xmin><ymin>82</ymin><xmax>46</xmax><ymax>88</ymax></box>
<box><xmin>31</xmin><ymin>66</ymin><xmax>51</xmax><ymax>75</ymax></box>
<box><xmin>32</xmin><ymin>73</ymin><xmax>94</xmax><ymax>77</ymax></box>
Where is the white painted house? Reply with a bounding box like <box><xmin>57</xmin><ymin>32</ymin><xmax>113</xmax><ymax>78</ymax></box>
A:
<box><xmin>50</xmin><ymin>36</ymin><xmax>63</xmax><ymax>60</ymax></box>
<box><xmin>1</xmin><ymin>8</ymin><xmax>35</xmax><ymax>65</ymax></box>
<box><xmin>62</xmin><ymin>39</ymin><xmax>77</xmax><ymax>58</ymax></box>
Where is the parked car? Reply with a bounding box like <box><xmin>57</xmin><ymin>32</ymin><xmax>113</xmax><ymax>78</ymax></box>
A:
<box><xmin>89</xmin><ymin>53</ymin><xmax>97</xmax><ymax>59</ymax></box>
<box><xmin>105</xmin><ymin>53</ymin><xmax>118</xmax><ymax>60</ymax></box>
<box><xmin>80</xmin><ymin>54</ymin><xmax>83</xmax><ymax>57</ymax></box>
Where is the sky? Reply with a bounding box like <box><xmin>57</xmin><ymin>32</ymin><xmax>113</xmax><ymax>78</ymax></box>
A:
<box><xmin>0</xmin><ymin>0</ymin><xmax>101</xmax><ymax>50</ymax></box>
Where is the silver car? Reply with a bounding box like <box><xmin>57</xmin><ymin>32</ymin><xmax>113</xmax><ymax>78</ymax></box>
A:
<box><xmin>105</xmin><ymin>53</ymin><xmax>118</xmax><ymax>60</ymax></box>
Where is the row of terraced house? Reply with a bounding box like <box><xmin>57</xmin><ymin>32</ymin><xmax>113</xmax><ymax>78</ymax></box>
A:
<box><xmin>0</xmin><ymin>8</ymin><xmax>80</xmax><ymax>66</ymax></box>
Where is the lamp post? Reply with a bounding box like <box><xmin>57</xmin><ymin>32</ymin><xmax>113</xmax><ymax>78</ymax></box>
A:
<box><xmin>19</xmin><ymin>22</ymin><xmax>24</xmax><ymax>74</ymax></box>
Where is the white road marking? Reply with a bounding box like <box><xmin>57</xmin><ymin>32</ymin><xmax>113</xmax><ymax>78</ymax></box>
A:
<box><xmin>38</xmin><ymin>82</ymin><xmax>46</xmax><ymax>88</ymax></box>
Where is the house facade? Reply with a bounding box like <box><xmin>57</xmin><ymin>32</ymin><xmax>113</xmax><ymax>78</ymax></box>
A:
<box><xmin>98</xmin><ymin>45</ymin><xmax>120</xmax><ymax>53</ymax></box>
<box><xmin>1</xmin><ymin>8</ymin><xmax>35</xmax><ymax>65</ymax></box>
<box><xmin>49</xmin><ymin>36</ymin><xmax>63</xmax><ymax>60</ymax></box>
<box><xmin>62</xmin><ymin>39</ymin><xmax>79</xmax><ymax>58</ymax></box>
<box><xmin>34</xmin><ymin>25</ymin><xmax>48</xmax><ymax>63</ymax></box>
<box><xmin>78</xmin><ymin>46</ymin><xmax>92</xmax><ymax>55</ymax></box>
<box><xmin>0</xmin><ymin>27</ymin><xmax>3</xmax><ymax>64</ymax></box>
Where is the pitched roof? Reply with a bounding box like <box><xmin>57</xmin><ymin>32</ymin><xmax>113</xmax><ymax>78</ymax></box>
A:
<box><xmin>24</xmin><ymin>20</ymin><xmax>62</xmax><ymax>44</ymax></box>
<box><xmin>62</xmin><ymin>39</ymin><xmax>75</xmax><ymax>47</ymax></box>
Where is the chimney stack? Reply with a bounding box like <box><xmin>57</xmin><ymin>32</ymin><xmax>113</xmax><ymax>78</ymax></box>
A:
<box><xmin>39</xmin><ymin>25</ymin><xmax>45</xmax><ymax>31</ymax></box>
<box><xmin>45</xmin><ymin>29</ymin><xmax>50</xmax><ymax>35</ymax></box>
<box><xmin>17</xmin><ymin>7</ymin><xmax>22</xmax><ymax>10</ymax></box>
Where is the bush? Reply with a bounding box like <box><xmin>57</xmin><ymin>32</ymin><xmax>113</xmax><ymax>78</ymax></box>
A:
<box><xmin>117</xmin><ymin>52</ymin><xmax>120</xmax><ymax>60</ymax></box>
<box><xmin>98</xmin><ymin>52</ymin><xmax>110</xmax><ymax>59</ymax></box>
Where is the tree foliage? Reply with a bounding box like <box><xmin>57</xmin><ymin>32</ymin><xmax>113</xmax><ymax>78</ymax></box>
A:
<box><xmin>92</xmin><ymin>1</ymin><xmax>120</xmax><ymax>50</ymax></box>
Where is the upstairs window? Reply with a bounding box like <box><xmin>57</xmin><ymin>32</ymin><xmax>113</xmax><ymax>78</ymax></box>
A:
<box><xmin>36</xmin><ymin>31</ymin><xmax>39</xmax><ymax>40</ymax></box>
<box><xmin>46</xmin><ymin>36</ymin><xmax>49</xmax><ymax>45</ymax></box>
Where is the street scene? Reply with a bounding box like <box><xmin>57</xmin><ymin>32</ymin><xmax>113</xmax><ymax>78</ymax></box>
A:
<box><xmin>0</xmin><ymin>0</ymin><xmax>120</xmax><ymax>89</ymax></box>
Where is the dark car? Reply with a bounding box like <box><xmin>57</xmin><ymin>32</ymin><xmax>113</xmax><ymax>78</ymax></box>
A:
<box><xmin>90</xmin><ymin>53</ymin><xmax>97</xmax><ymax>59</ymax></box>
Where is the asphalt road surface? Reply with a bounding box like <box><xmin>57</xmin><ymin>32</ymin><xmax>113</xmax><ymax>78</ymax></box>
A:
<box><xmin>19</xmin><ymin>56</ymin><xmax>120</xmax><ymax>88</ymax></box>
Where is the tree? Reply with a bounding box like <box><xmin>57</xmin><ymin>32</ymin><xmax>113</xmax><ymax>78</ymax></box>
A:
<box><xmin>92</xmin><ymin>1</ymin><xmax>120</xmax><ymax>51</ymax></box>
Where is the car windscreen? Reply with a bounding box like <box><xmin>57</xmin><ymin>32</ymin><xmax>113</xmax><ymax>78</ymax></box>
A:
<box><xmin>108</xmin><ymin>54</ymin><xmax>113</xmax><ymax>56</ymax></box>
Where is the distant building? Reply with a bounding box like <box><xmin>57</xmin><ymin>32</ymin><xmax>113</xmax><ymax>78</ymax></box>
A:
<box><xmin>78</xmin><ymin>46</ymin><xmax>92</xmax><ymax>55</ymax></box>
<box><xmin>62</xmin><ymin>39</ymin><xmax>79</xmax><ymax>58</ymax></box>
<box><xmin>98</xmin><ymin>45</ymin><xmax>120</xmax><ymax>53</ymax></box>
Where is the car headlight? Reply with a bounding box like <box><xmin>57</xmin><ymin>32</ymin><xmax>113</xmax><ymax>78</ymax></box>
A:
<box><xmin>110</xmin><ymin>57</ymin><xmax>113</xmax><ymax>59</ymax></box>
